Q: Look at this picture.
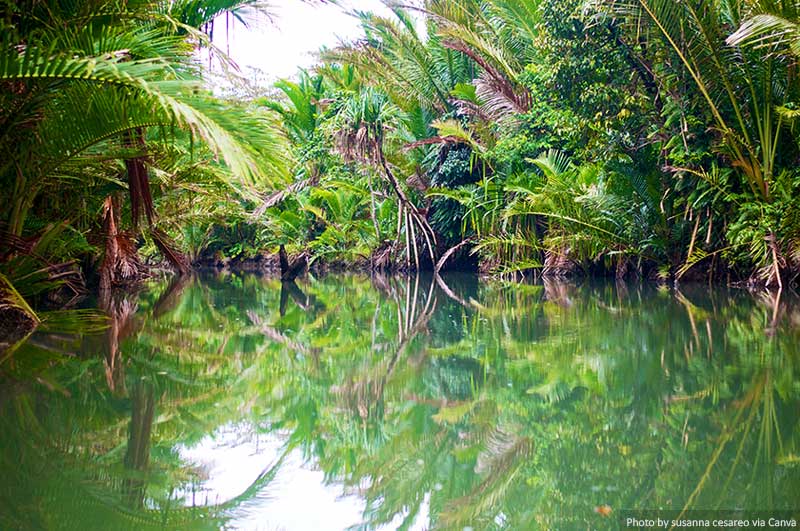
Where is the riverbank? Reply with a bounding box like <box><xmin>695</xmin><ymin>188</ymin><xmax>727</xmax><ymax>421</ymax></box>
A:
<box><xmin>190</xmin><ymin>244</ymin><xmax>794</xmax><ymax>290</ymax></box>
<box><xmin>2</xmin><ymin>241</ymin><xmax>796</xmax><ymax>353</ymax></box>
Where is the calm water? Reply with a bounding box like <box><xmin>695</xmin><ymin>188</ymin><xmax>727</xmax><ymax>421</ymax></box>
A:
<box><xmin>1</xmin><ymin>274</ymin><xmax>799</xmax><ymax>530</ymax></box>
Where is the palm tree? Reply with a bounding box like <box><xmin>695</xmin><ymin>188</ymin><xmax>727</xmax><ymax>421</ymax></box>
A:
<box><xmin>593</xmin><ymin>0</ymin><xmax>800</xmax><ymax>286</ymax></box>
<box><xmin>0</xmin><ymin>5</ymin><xmax>287</xmax><ymax>229</ymax></box>
<box><xmin>325</xmin><ymin>7</ymin><xmax>462</xmax><ymax>112</ymax></box>
<box><xmin>333</xmin><ymin>88</ymin><xmax>438</xmax><ymax>269</ymax></box>
<box><xmin>423</xmin><ymin>0</ymin><xmax>537</xmax><ymax>121</ymax></box>
<box><xmin>0</xmin><ymin>0</ymin><xmax>290</xmax><ymax>301</ymax></box>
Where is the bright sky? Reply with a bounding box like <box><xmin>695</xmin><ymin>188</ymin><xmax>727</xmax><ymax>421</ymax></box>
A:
<box><xmin>213</xmin><ymin>0</ymin><xmax>398</xmax><ymax>83</ymax></box>
<box><xmin>176</xmin><ymin>424</ymin><xmax>429</xmax><ymax>530</ymax></box>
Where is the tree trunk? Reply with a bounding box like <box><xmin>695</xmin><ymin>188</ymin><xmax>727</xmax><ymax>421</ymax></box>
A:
<box><xmin>279</xmin><ymin>244</ymin><xmax>307</xmax><ymax>281</ymax></box>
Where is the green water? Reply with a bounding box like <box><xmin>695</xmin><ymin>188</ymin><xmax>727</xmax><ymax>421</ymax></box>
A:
<box><xmin>1</xmin><ymin>274</ymin><xmax>799</xmax><ymax>530</ymax></box>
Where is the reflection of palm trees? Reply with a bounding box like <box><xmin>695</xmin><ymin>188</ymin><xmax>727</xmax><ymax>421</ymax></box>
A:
<box><xmin>3</xmin><ymin>274</ymin><xmax>800</xmax><ymax>530</ymax></box>
<box><xmin>279</xmin><ymin>279</ymin><xmax>324</xmax><ymax>316</ymax></box>
<box><xmin>151</xmin><ymin>273</ymin><xmax>193</xmax><ymax>319</ymax></box>
<box><xmin>98</xmin><ymin>274</ymin><xmax>193</xmax><ymax>394</ymax></box>
<box><xmin>98</xmin><ymin>289</ymin><xmax>140</xmax><ymax>394</ymax></box>
<box><xmin>335</xmin><ymin>274</ymin><xmax>437</xmax><ymax>425</ymax></box>
<box><xmin>124</xmin><ymin>378</ymin><xmax>156</xmax><ymax>508</ymax></box>
<box><xmin>248</xmin><ymin>309</ymin><xmax>317</xmax><ymax>358</ymax></box>
<box><xmin>542</xmin><ymin>277</ymin><xmax>574</xmax><ymax>307</ymax></box>
<box><xmin>247</xmin><ymin>275</ymin><xmax>800</xmax><ymax>529</ymax></box>
<box><xmin>442</xmin><ymin>429</ymin><xmax>534</xmax><ymax>528</ymax></box>
<box><xmin>674</xmin><ymin>366</ymin><xmax>798</xmax><ymax>518</ymax></box>
<box><xmin>435</xmin><ymin>272</ymin><xmax>485</xmax><ymax>310</ymax></box>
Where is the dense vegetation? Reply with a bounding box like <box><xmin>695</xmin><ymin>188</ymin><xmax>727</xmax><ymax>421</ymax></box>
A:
<box><xmin>3</xmin><ymin>0</ymin><xmax>800</xmax><ymax>322</ymax></box>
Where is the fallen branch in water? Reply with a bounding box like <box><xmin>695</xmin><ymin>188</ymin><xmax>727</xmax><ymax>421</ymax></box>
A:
<box><xmin>435</xmin><ymin>237</ymin><xmax>476</xmax><ymax>274</ymax></box>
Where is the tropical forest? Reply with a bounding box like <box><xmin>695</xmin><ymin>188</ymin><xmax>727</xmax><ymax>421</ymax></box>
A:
<box><xmin>1</xmin><ymin>0</ymin><xmax>799</xmax><ymax>529</ymax></box>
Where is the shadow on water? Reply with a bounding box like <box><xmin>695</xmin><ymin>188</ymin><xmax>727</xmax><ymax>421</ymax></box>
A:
<box><xmin>0</xmin><ymin>273</ymin><xmax>798</xmax><ymax>530</ymax></box>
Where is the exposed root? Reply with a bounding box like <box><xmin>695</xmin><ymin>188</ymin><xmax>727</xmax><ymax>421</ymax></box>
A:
<box><xmin>542</xmin><ymin>249</ymin><xmax>575</xmax><ymax>278</ymax></box>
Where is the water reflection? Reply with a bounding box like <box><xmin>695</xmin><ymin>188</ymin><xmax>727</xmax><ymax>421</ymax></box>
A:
<box><xmin>0</xmin><ymin>274</ymin><xmax>798</xmax><ymax>530</ymax></box>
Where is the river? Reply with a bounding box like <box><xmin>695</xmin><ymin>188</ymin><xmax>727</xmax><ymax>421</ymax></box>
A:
<box><xmin>1</xmin><ymin>273</ymin><xmax>798</xmax><ymax>530</ymax></box>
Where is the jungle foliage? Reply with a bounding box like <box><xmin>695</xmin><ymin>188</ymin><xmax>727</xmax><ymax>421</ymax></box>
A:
<box><xmin>256</xmin><ymin>0</ymin><xmax>800</xmax><ymax>286</ymax></box>
<box><xmin>0</xmin><ymin>0</ymin><xmax>289</xmax><ymax>320</ymax></box>
<box><xmin>4</xmin><ymin>0</ymin><xmax>800</xmax><ymax>320</ymax></box>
